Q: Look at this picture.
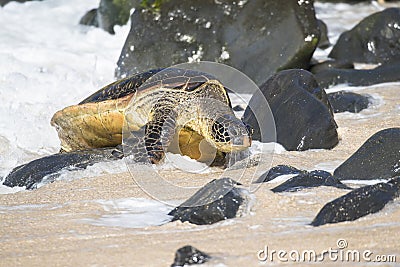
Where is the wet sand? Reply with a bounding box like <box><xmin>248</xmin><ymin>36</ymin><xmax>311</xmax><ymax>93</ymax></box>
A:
<box><xmin>1</xmin><ymin>84</ymin><xmax>399</xmax><ymax>266</ymax></box>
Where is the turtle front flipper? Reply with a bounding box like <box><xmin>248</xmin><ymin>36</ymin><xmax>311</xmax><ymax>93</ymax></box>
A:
<box><xmin>113</xmin><ymin>131</ymin><xmax>149</xmax><ymax>163</ymax></box>
<box><xmin>144</xmin><ymin>109</ymin><xmax>178</xmax><ymax>163</ymax></box>
<box><xmin>121</xmin><ymin>108</ymin><xmax>178</xmax><ymax>164</ymax></box>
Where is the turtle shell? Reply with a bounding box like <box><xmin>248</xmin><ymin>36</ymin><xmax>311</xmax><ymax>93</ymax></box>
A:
<box><xmin>79</xmin><ymin>68</ymin><xmax>218</xmax><ymax>104</ymax></box>
<box><xmin>51</xmin><ymin>68</ymin><xmax>230</xmax><ymax>152</ymax></box>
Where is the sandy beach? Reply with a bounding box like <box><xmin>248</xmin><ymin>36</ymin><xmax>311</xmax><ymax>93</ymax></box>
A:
<box><xmin>1</xmin><ymin>84</ymin><xmax>399</xmax><ymax>266</ymax></box>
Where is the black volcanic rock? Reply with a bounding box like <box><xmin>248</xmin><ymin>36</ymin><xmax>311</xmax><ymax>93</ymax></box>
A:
<box><xmin>310</xmin><ymin>60</ymin><xmax>354</xmax><ymax>74</ymax></box>
<box><xmin>168</xmin><ymin>178</ymin><xmax>250</xmax><ymax>225</ymax></box>
<box><xmin>329</xmin><ymin>8</ymin><xmax>400</xmax><ymax>64</ymax></box>
<box><xmin>315</xmin><ymin>0</ymin><xmax>371</xmax><ymax>3</ymax></box>
<box><xmin>271</xmin><ymin>170</ymin><xmax>351</xmax><ymax>193</ymax></box>
<box><xmin>0</xmin><ymin>0</ymin><xmax>41</xmax><ymax>6</ymax></box>
<box><xmin>2</xmin><ymin>148</ymin><xmax>120</xmax><ymax>189</ymax></box>
<box><xmin>313</xmin><ymin>8</ymin><xmax>400</xmax><ymax>88</ymax></box>
<box><xmin>311</xmin><ymin>177</ymin><xmax>400</xmax><ymax>226</ymax></box>
<box><xmin>171</xmin><ymin>245</ymin><xmax>210</xmax><ymax>267</ymax></box>
<box><xmin>79</xmin><ymin>8</ymin><xmax>99</xmax><ymax>28</ymax></box>
<box><xmin>317</xmin><ymin>19</ymin><xmax>330</xmax><ymax>49</ymax></box>
<box><xmin>334</xmin><ymin>128</ymin><xmax>400</xmax><ymax>180</ymax></box>
<box><xmin>327</xmin><ymin>91</ymin><xmax>370</xmax><ymax>113</ymax></box>
<box><xmin>79</xmin><ymin>0</ymin><xmax>139</xmax><ymax>34</ymax></box>
<box><xmin>314</xmin><ymin>62</ymin><xmax>400</xmax><ymax>88</ymax></box>
<box><xmin>116</xmin><ymin>0</ymin><xmax>320</xmax><ymax>86</ymax></box>
<box><xmin>255</xmin><ymin>165</ymin><xmax>305</xmax><ymax>183</ymax></box>
<box><xmin>243</xmin><ymin>69</ymin><xmax>338</xmax><ymax>151</ymax></box>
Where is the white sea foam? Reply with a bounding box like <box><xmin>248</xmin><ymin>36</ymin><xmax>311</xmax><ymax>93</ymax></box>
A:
<box><xmin>0</xmin><ymin>0</ymin><xmax>129</xmax><ymax>178</ymax></box>
<box><xmin>0</xmin><ymin>196</ymin><xmax>172</xmax><ymax>228</ymax></box>
<box><xmin>0</xmin><ymin>184</ymin><xmax>26</xmax><ymax>195</ymax></box>
<box><xmin>0</xmin><ymin>203</ymin><xmax>56</xmax><ymax>212</ymax></box>
<box><xmin>80</xmin><ymin>198</ymin><xmax>172</xmax><ymax>228</ymax></box>
<box><xmin>249</xmin><ymin>141</ymin><xmax>286</xmax><ymax>155</ymax></box>
<box><xmin>313</xmin><ymin>161</ymin><xmax>342</xmax><ymax>173</ymax></box>
<box><xmin>342</xmin><ymin>179</ymin><xmax>389</xmax><ymax>186</ymax></box>
<box><xmin>157</xmin><ymin>152</ymin><xmax>213</xmax><ymax>173</ymax></box>
<box><xmin>35</xmin><ymin>159</ymin><xmax>129</xmax><ymax>189</ymax></box>
<box><xmin>265</xmin><ymin>174</ymin><xmax>299</xmax><ymax>184</ymax></box>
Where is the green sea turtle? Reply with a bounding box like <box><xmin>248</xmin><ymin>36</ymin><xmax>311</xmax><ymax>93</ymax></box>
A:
<box><xmin>51</xmin><ymin>68</ymin><xmax>252</xmax><ymax>164</ymax></box>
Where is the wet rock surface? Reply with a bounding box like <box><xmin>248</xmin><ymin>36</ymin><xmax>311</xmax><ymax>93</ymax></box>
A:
<box><xmin>271</xmin><ymin>170</ymin><xmax>351</xmax><ymax>193</ymax></box>
<box><xmin>312</xmin><ymin>8</ymin><xmax>400</xmax><ymax>88</ymax></box>
<box><xmin>116</xmin><ymin>0</ymin><xmax>320</xmax><ymax>86</ymax></box>
<box><xmin>79</xmin><ymin>8</ymin><xmax>99</xmax><ymax>28</ymax></box>
<box><xmin>327</xmin><ymin>91</ymin><xmax>370</xmax><ymax>113</ymax></box>
<box><xmin>310</xmin><ymin>59</ymin><xmax>354</xmax><ymax>74</ymax></box>
<box><xmin>311</xmin><ymin>177</ymin><xmax>400</xmax><ymax>226</ymax></box>
<box><xmin>255</xmin><ymin>165</ymin><xmax>305</xmax><ymax>183</ymax></box>
<box><xmin>0</xmin><ymin>0</ymin><xmax>40</xmax><ymax>6</ymax></box>
<box><xmin>2</xmin><ymin>148</ymin><xmax>120</xmax><ymax>189</ymax></box>
<box><xmin>171</xmin><ymin>245</ymin><xmax>210</xmax><ymax>267</ymax></box>
<box><xmin>314</xmin><ymin>62</ymin><xmax>400</xmax><ymax>88</ymax></box>
<box><xmin>317</xmin><ymin>19</ymin><xmax>330</xmax><ymax>49</ymax></box>
<box><xmin>329</xmin><ymin>8</ymin><xmax>400</xmax><ymax>64</ymax></box>
<box><xmin>334</xmin><ymin>128</ymin><xmax>400</xmax><ymax>180</ymax></box>
<box><xmin>232</xmin><ymin>105</ymin><xmax>244</xmax><ymax>112</ymax></box>
<box><xmin>168</xmin><ymin>178</ymin><xmax>250</xmax><ymax>225</ymax></box>
<box><xmin>79</xmin><ymin>0</ymin><xmax>139</xmax><ymax>34</ymax></box>
<box><xmin>315</xmin><ymin>0</ymin><xmax>371</xmax><ymax>3</ymax></box>
<box><xmin>243</xmin><ymin>69</ymin><xmax>338</xmax><ymax>151</ymax></box>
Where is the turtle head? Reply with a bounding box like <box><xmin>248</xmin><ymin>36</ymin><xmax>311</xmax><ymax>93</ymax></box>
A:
<box><xmin>210</xmin><ymin>114</ymin><xmax>252</xmax><ymax>152</ymax></box>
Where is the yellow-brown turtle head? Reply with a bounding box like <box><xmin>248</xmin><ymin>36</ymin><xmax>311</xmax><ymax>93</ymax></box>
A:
<box><xmin>208</xmin><ymin>114</ymin><xmax>252</xmax><ymax>153</ymax></box>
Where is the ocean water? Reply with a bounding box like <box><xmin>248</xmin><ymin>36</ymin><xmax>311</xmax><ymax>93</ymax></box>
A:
<box><xmin>0</xmin><ymin>0</ymin><xmax>399</xmax><ymax>232</ymax></box>
<box><xmin>0</xmin><ymin>0</ymin><xmax>129</xmax><ymax>178</ymax></box>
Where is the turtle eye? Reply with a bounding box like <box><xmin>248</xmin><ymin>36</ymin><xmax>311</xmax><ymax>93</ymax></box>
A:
<box><xmin>227</xmin><ymin>125</ymin><xmax>240</xmax><ymax>136</ymax></box>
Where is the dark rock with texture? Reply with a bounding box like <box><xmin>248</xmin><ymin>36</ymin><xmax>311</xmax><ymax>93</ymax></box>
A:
<box><xmin>116</xmin><ymin>0</ymin><xmax>320</xmax><ymax>86</ymax></box>
<box><xmin>79</xmin><ymin>9</ymin><xmax>99</xmax><ymax>28</ymax></box>
<box><xmin>232</xmin><ymin>105</ymin><xmax>244</xmax><ymax>112</ymax></box>
<box><xmin>171</xmin><ymin>245</ymin><xmax>211</xmax><ymax>267</ymax></box>
<box><xmin>314</xmin><ymin>62</ymin><xmax>400</xmax><ymax>88</ymax></box>
<box><xmin>327</xmin><ymin>91</ymin><xmax>370</xmax><ymax>113</ymax></box>
<box><xmin>272</xmin><ymin>170</ymin><xmax>351</xmax><ymax>193</ymax></box>
<box><xmin>329</xmin><ymin>8</ymin><xmax>400</xmax><ymax>64</ymax></box>
<box><xmin>334</xmin><ymin>128</ymin><xmax>400</xmax><ymax>180</ymax></box>
<box><xmin>317</xmin><ymin>19</ymin><xmax>330</xmax><ymax>49</ymax></box>
<box><xmin>80</xmin><ymin>0</ymin><xmax>139</xmax><ymax>34</ymax></box>
<box><xmin>315</xmin><ymin>0</ymin><xmax>370</xmax><ymax>3</ymax></box>
<box><xmin>2</xmin><ymin>148</ymin><xmax>120</xmax><ymax>189</ymax></box>
<box><xmin>168</xmin><ymin>178</ymin><xmax>250</xmax><ymax>225</ymax></box>
<box><xmin>311</xmin><ymin>177</ymin><xmax>400</xmax><ymax>226</ymax></box>
<box><xmin>243</xmin><ymin>69</ymin><xmax>338</xmax><ymax>151</ymax></box>
<box><xmin>255</xmin><ymin>165</ymin><xmax>305</xmax><ymax>183</ymax></box>
<box><xmin>310</xmin><ymin>60</ymin><xmax>354</xmax><ymax>74</ymax></box>
<box><xmin>0</xmin><ymin>0</ymin><xmax>41</xmax><ymax>6</ymax></box>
